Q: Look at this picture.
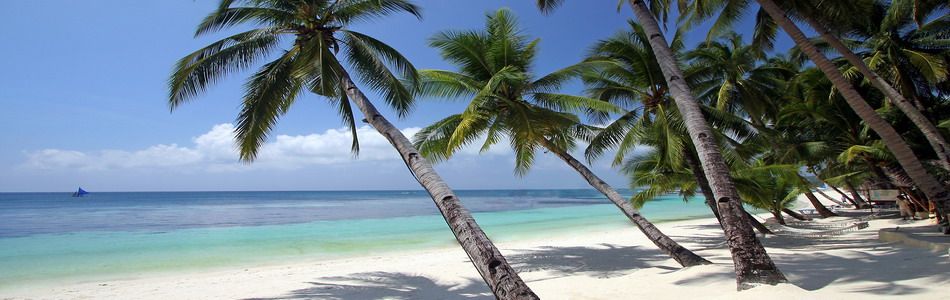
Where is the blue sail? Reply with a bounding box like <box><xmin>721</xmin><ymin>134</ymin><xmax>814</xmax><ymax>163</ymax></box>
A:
<box><xmin>72</xmin><ymin>187</ymin><xmax>89</xmax><ymax>197</ymax></box>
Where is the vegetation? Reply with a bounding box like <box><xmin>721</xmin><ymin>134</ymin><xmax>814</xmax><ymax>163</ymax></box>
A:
<box><xmin>411</xmin><ymin>9</ymin><xmax>710</xmax><ymax>267</ymax></box>
<box><xmin>169</xmin><ymin>0</ymin><xmax>949</xmax><ymax>294</ymax></box>
<box><xmin>170</xmin><ymin>1</ymin><xmax>536</xmax><ymax>298</ymax></box>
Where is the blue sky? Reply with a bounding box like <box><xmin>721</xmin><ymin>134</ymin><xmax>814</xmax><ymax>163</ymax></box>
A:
<box><xmin>0</xmin><ymin>1</ymin><xmax>794</xmax><ymax>192</ymax></box>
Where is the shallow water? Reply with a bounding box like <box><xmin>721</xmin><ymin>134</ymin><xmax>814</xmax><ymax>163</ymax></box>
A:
<box><xmin>0</xmin><ymin>189</ymin><xmax>711</xmax><ymax>287</ymax></box>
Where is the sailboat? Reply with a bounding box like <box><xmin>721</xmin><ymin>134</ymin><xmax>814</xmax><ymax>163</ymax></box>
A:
<box><xmin>72</xmin><ymin>187</ymin><xmax>89</xmax><ymax>197</ymax></box>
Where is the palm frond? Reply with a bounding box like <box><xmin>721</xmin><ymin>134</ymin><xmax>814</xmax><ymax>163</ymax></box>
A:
<box><xmin>194</xmin><ymin>7</ymin><xmax>294</xmax><ymax>37</ymax></box>
<box><xmin>532</xmin><ymin>93</ymin><xmax>623</xmax><ymax>114</ymax></box>
<box><xmin>235</xmin><ymin>50</ymin><xmax>305</xmax><ymax>161</ymax></box>
<box><xmin>418</xmin><ymin>70</ymin><xmax>482</xmax><ymax>99</ymax></box>
<box><xmin>535</xmin><ymin>0</ymin><xmax>564</xmax><ymax>14</ymax></box>
<box><xmin>332</xmin><ymin>0</ymin><xmax>422</xmax><ymax>25</ymax></box>
<box><xmin>342</xmin><ymin>30</ymin><xmax>419</xmax><ymax>116</ymax></box>
<box><xmin>169</xmin><ymin>28</ymin><xmax>281</xmax><ymax>109</ymax></box>
<box><xmin>412</xmin><ymin>114</ymin><xmax>464</xmax><ymax>162</ymax></box>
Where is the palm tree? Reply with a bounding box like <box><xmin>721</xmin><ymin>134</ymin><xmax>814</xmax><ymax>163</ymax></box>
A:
<box><xmin>167</xmin><ymin>1</ymin><xmax>537</xmax><ymax>298</ymax></box>
<box><xmin>681</xmin><ymin>35</ymin><xmax>842</xmax><ymax>217</ymax></box>
<box><xmin>733</xmin><ymin>162</ymin><xmax>802</xmax><ymax>225</ymax></box>
<box><xmin>692</xmin><ymin>0</ymin><xmax>950</xmax><ymax>234</ymax></box>
<box><xmin>754</xmin><ymin>0</ymin><xmax>950</xmax><ymax>233</ymax></box>
<box><xmin>623</xmin><ymin>132</ymin><xmax>775</xmax><ymax>235</ymax></box>
<box><xmin>536</xmin><ymin>0</ymin><xmax>787</xmax><ymax>289</ymax></box>
<box><xmin>748</xmin><ymin>127</ymin><xmax>840</xmax><ymax>218</ymax></box>
<box><xmin>413</xmin><ymin>8</ymin><xmax>710</xmax><ymax>267</ymax></box>
<box><xmin>791</xmin><ymin>0</ymin><xmax>950</xmax><ymax>172</ymax></box>
<box><xmin>581</xmin><ymin>25</ymin><xmax>770</xmax><ymax>234</ymax></box>
<box><xmin>686</xmin><ymin>33</ymin><xmax>790</xmax><ymax>126</ymax></box>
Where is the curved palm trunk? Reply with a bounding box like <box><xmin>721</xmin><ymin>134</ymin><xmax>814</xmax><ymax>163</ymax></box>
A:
<box><xmin>781</xmin><ymin>208</ymin><xmax>811</xmax><ymax>221</ymax></box>
<box><xmin>629</xmin><ymin>0</ymin><xmax>786</xmax><ymax>289</ymax></box>
<box><xmin>756</xmin><ymin>0</ymin><xmax>950</xmax><ymax>233</ymax></box>
<box><xmin>684</xmin><ymin>149</ymin><xmax>723</xmax><ymax>225</ymax></box>
<box><xmin>542</xmin><ymin>141</ymin><xmax>711</xmax><ymax>267</ymax></box>
<box><xmin>803</xmin><ymin>15</ymin><xmax>950</xmax><ymax>172</ymax></box>
<box><xmin>845</xmin><ymin>182</ymin><xmax>870</xmax><ymax>208</ymax></box>
<box><xmin>795</xmin><ymin>173</ymin><xmax>836</xmax><ymax>217</ymax></box>
<box><xmin>803</xmin><ymin>190</ymin><xmax>838</xmax><ymax>218</ymax></box>
<box><xmin>685</xmin><ymin>149</ymin><xmax>772</xmax><ymax>235</ymax></box>
<box><xmin>814</xmin><ymin>188</ymin><xmax>849</xmax><ymax>207</ymax></box>
<box><xmin>832</xmin><ymin>187</ymin><xmax>862</xmax><ymax>208</ymax></box>
<box><xmin>808</xmin><ymin>166</ymin><xmax>859</xmax><ymax>207</ymax></box>
<box><xmin>770</xmin><ymin>211</ymin><xmax>786</xmax><ymax>225</ymax></box>
<box><xmin>340</xmin><ymin>73</ymin><xmax>538</xmax><ymax>299</ymax></box>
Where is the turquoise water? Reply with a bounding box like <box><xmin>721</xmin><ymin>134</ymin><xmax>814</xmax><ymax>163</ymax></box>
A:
<box><xmin>0</xmin><ymin>190</ymin><xmax>711</xmax><ymax>288</ymax></box>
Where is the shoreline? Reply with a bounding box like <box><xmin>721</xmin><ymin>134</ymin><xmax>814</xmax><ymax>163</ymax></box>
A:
<box><xmin>0</xmin><ymin>197</ymin><xmax>714</xmax><ymax>291</ymax></box>
<box><xmin>3</xmin><ymin>208</ymin><xmax>947</xmax><ymax>299</ymax></box>
<box><xmin>0</xmin><ymin>205</ymin><xmax>705</xmax><ymax>291</ymax></box>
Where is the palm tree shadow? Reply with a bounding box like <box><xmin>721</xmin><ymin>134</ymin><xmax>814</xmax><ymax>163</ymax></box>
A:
<box><xmin>244</xmin><ymin>243</ymin><xmax>676</xmax><ymax>299</ymax></box>
<box><xmin>508</xmin><ymin>243</ymin><xmax>676</xmax><ymax>278</ymax></box>
<box><xmin>243</xmin><ymin>272</ymin><xmax>492</xmax><ymax>300</ymax></box>
<box><xmin>669</xmin><ymin>218</ymin><xmax>950</xmax><ymax>295</ymax></box>
<box><xmin>774</xmin><ymin>245</ymin><xmax>950</xmax><ymax>294</ymax></box>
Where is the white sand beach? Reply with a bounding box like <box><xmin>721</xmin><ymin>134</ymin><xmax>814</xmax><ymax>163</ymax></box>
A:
<box><xmin>2</xmin><ymin>191</ymin><xmax>947</xmax><ymax>300</ymax></box>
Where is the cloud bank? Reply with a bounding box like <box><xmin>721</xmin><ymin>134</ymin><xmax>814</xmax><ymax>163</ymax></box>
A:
<box><xmin>24</xmin><ymin>123</ymin><xmax>509</xmax><ymax>172</ymax></box>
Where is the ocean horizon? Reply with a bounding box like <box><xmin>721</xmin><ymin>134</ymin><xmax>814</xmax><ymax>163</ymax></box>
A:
<box><xmin>0</xmin><ymin>189</ymin><xmax>713</xmax><ymax>288</ymax></box>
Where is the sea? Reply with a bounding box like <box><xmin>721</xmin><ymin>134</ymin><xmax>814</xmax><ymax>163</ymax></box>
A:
<box><xmin>0</xmin><ymin>189</ymin><xmax>711</xmax><ymax>288</ymax></box>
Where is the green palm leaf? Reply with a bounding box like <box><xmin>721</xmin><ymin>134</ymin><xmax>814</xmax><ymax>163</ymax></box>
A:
<box><xmin>235</xmin><ymin>50</ymin><xmax>305</xmax><ymax>161</ymax></box>
<box><xmin>169</xmin><ymin>28</ymin><xmax>282</xmax><ymax>108</ymax></box>
<box><xmin>342</xmin><ymin>30</ymin><xmax>418</xmax><ymax>116</ymax></box>
<box><xmin>194</xmin><ymin>7</ymin><xmax>295</xmax><ymax>37</ymax></box>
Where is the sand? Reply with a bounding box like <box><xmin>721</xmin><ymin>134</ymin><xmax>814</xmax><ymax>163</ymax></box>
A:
<box><xmin>2</xmin><ymin>191</ymin><xmax>948</xmax><ymax>299</ymax></box>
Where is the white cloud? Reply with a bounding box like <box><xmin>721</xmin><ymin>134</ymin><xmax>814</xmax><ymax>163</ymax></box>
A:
<box><xmin>23</xmin><ymin>123</ymin><xmax>511</xmax><ymax>172</ymax></box>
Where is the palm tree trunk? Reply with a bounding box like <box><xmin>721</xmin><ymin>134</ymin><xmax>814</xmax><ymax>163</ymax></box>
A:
<box><xmin>541</xmin><ymin>140</ymin><xmax>711</xmax><ymax>267</ymax></box>
<box><xmin>629</xmin><ymin>0</ymin><xmax>786</xmax><ymax>289</ymax></box>
<box><xmin>814</xmin><ymin>188</ymin><xmax>849</xmax><ymax>207</ymax></box>
<box><xmin>803</xmin><ymin>15</ymin><xmax>950</xmax><ymax>172</ymax></box>
<box><xmin>684</xmin><ymin>149</ymin><xmax>723</xmax><ymax>224</ymax></box>
<box><xmin>685</xmin><ymin>148</ymin><xmax>772</xmax><ymax>235</ymax></box>
<box><xmin>771</xmin><ymin>210</ymin><xmax>786</xmax><ymax>225</ymax></box>
<box><xmin>744</xmin><ymin>210</ymin><xmax>773</xmax><ymax>235</ymax></box>
<box><xmin>340</xmin><ymin>72</ymin><xmax>538</xmax><ymax>299</ymax></box>
<box><xmin>782</xmin><ymin>208</ymin><xmax>811</xmax><ymax>221</ymax></box>
<box><xmin>803</xmin><ymin>190</ymin><xmax>838</xmax><ymax>217</ymax></box>
<box><xmin>756</xmin><ymin>0</ymin><xmax>950</xmax><ymax>232</ymax></box>
<box><xmin>845</xmin><ymin>181</ymin><xmax>870</xmax><ymax>208</ymax></box>
<box><xmin>813</xmin><ymin>174</ymin><xmax>860</xmax><ymax>207</ymax></box>
<box><xmin>809</xmin><ymin>168</ymin><xmax>858</xmax><ymax>207</ymax></box>
<box><xmin>796</xmin><ymin>174</ymin><xmax>838</xmax><ymax>217</ymax></box>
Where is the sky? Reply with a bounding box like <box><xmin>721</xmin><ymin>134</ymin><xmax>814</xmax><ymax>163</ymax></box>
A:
<box><xmin>0</xmin><ymin>1</ymin><xmax>794</xmax><ymax>192</ymax></box>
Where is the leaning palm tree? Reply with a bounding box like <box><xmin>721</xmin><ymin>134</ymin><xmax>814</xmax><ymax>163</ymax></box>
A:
<box><xmin>792</xmin><ymin>0</ymin><xmax>950</xmax><ymax>172</ymax></box>
<box><xmin>686</xmin><ymin>33</ymin><xmax>791</xmax><ymax>126</ymax></box>
<box><xmin>753</xmin><ymin>0</ymin><xmax>950</xmax><ymax>233</ymax></box>
<box><xmin>622</xmin><ymin>121</ymin><xmax>775</xmax><ymax>235</ymax></box>
<box><xmin>413</xmin><ymin>8</ymin><xmax>710</xmax><ymax>268</ymax></box>
<box><xmin>167</xmin><ymin>1</ymin><xmax>536</xmax><ymax>298</ymax></box>
<box><xmin>536</xmin><ymin>0</ymin><xmax>786</xmax><ymax>288</ymax></box>
<box><xmin>683</xmin><ymin>0</ymin><xmax>950</xmax><ymax>232</ymax></box>
<box><xmin>581</xmin><ymin>24</ymin><xmax>770</xmax><ymax>234</ymax></box>
<box><xmin>734</xmin><ymin>162</ymin><xmax>801</xmax><ymax>225</ymax></box>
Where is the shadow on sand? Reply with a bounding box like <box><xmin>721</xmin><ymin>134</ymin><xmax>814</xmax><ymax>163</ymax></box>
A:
<box><xmin>508</xmin><ymin>243</ymin><xmax>674</xmax><ymax>278</ymax></box>
<box><xmin>244</xmin><ymin>243</ymin><xmax>669</xmax><ymax>299</ymax></box>
<box><xmin>243</xmin><ymin>272</ymin><xmax>492</xmax><ymax>300</ymax></box>
<box><xmin>248</xmin><ymin>215</ymin><xmax>948</xmax><ymax>299</ymax></box>
<box><xmin>669</xmin><ymin>216</ymin><xmax>950</xmax><ymax>296</ymax></box>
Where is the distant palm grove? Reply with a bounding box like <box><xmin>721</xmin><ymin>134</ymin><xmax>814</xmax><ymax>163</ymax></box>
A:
<box><xmin>168</xmin><ymin>0</ymin><xmax>949</xmax><ymax>298</ymax></box>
